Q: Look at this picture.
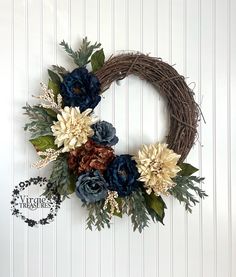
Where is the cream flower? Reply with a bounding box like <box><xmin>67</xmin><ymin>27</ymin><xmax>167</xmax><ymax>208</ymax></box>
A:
<box><xmin>51</xmin><ymin>106</ymin><xmax>98</xmax><ymax>152</ymax></box>
<box><xmin>134</xmin><ymin>143</ymin><xmax>181</xmax><ymax>196</ymax></box>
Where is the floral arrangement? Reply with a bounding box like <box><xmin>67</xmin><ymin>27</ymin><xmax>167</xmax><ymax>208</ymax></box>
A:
<box><xmin>23</xmin><ymin>38</ymin><xmax>207</xmax><ymax>232</ymax></box>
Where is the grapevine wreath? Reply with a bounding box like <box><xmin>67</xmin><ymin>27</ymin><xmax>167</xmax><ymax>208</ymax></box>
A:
<box><xmin>21</xmin><ymin>37</ymin><xmax>207</xmax><ymax>232</ymax></box>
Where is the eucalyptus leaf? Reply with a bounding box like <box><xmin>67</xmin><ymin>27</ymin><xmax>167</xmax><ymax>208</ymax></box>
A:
<box><xmin>91</xmin><ymin>48</ymin><xmax>105</xmax><ymax>72</ymax></box>
<box><xmin>83</xmin><ymin>201</ymin><xmax>111</xmax><ymax>231</ymax></box>
<box><xmin>29</xmin><ymin>135</ymin><xmax>57</xmax><ymax>152</ymax></box>
<box><xmin>179</xmin><ymin>163</ymin><xmax>199</xmax><ymax>176</ymax></box>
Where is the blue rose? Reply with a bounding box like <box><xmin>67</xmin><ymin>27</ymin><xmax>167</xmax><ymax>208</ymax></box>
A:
<box><xmin>60</xmin><ymin>67</ymin><xmax>101</xmax><ymax>112</ymax></box>
<box><xmin>105</xmin><ymin>155</ymin><xmax>140</xmax><ymax>197</ymax></box>
<box><xmin>91</xmin><ymin>121</ymin><xmax>119</xmax><ymax>147</ymax></box>
<box><xmin>75</xmin><ymin>170</ymin><xmax>108</xmax><ymax>203</ymax></box>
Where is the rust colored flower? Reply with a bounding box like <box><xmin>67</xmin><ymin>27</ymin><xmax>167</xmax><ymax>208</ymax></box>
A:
<box><xmin>68</xmin><ymin>139</ymin><xmax>115</xmax><ymax>175</ymax></box>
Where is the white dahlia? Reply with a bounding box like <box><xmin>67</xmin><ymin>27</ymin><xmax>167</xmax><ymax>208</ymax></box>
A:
<box><xmin>134</xmin><ymin>143</ymin><xmax>181</xmax><ymax>196</ymax></box>
<box><xmin>51</xmin><ymin>106</ymin><xmax>98</xmax><ymax>152</ymax></box>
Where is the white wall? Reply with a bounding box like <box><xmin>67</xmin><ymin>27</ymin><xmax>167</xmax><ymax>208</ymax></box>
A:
<box><xmin>0</xmin><ymin>0</ymin><xmax>235</xmax><ymax>276</ymax></box>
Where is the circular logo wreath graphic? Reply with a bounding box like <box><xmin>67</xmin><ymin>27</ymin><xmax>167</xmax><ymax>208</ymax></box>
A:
<box><xmin>11</xmin><ymin>177</ymin><xmax>61</xmax><ymax>227</ymax></box>
<box><xmin>16</xmin><ymin>37</ymin><xmax>207</xmax><ymax>232</ymax></box>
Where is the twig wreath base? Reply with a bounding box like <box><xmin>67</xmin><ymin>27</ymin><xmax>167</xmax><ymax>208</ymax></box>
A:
<box><xmin>18</xmin><ymin>37</ymin><xmax>207</xmax><ymax>232</ymax></box>
<box><xmin>96</xmin><ymin>53</ymin><xmax>200</xmax><ymax>163</ymax></box>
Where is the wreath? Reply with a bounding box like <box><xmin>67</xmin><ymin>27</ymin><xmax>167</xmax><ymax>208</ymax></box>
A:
<box><xmin>21</xmin><ymin>37</ymin><xmax>207</xmax><ymax>232</ymax></box>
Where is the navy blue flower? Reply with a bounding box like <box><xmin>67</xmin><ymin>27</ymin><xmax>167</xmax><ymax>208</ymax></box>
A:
<box><xmin>91</xmin><ymin>121</ymin><xmax>119</xmax><ymax>147</ymax></box>
<box><xmin>105</xmin><ymin>155</ymin><xmax>140</xmax><ymax>197</ymax></box>
<box><xmin>75</xmin><ymin>170</ymin><xmax>108</xmax><ymax>203</ymax></box>
<box><xmin>60</xmin><ymin>67</ymin><xmax>101</xmax><ymax>111</ymax></box>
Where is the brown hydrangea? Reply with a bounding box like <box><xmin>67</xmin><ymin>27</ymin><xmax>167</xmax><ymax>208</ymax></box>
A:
<box><xmin>68</xmin><ymin>139</ymin><xmax>115</xmax><ymax>175</ymax></box>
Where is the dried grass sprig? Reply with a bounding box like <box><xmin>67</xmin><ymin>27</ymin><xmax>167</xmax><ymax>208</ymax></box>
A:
<box><xmin>33</xmin><ymin>83</ymin><xmax>62</xmax><ymax>112</ymax></box>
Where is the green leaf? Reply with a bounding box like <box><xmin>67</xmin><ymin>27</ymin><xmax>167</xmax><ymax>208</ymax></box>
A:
<box><xmin>114</xmin><ymin>197</ymin><xmax>123</xmax><ymax>217</ymax></box>
<box><xmin>29</xmin><ymin>135</ymin><xmax>57</xmax><ymax>152</ymax></box>
<box><xmin>52</xmin><ymin>65</ymin><xmax>69</xmax><ymax>77</ymax></box>
<box><xmin>67</xmin><ymin>175</ymin><xmax>76</xmax><ymax>194</ymax></box>
<box><xmin>179</xmin><ymin>163</ymin><xmax>199</xmax><ymax>176</ymax></box>
<box><xmin>48</xmin><ymin>79</ymin><xmax>60</xmax><ymax>98</ymax></box>
<box><xmin>44</xmin><ymin>108</ymin><xmax>58</xmax><ymax>119</ymax></box>
<box><xmin>91</xmin><ymin>48</ymin><xmax>105</xmax><ymax>72</ymax></box>
<box><xmin>48</xmin><ymin>69</ymin><xmax>61</xmax><ymax>85</ymax></box>
<box><xmin>144</xmin><ymin>192</ymin><xmax>166</xmax><ymax>221</ymax></box>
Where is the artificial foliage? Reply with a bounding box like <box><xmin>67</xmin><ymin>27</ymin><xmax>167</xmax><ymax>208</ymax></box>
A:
<box><xmin>20</xmin><ymin>37</ymin><xmax>207</xmax><ymax>232</ymax></box>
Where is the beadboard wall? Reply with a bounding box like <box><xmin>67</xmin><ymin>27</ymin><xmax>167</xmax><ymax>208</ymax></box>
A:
<box><xmin>0</xmin><ymin>0</ymin><xmax>235</xmax><ymax>276</ymax></box>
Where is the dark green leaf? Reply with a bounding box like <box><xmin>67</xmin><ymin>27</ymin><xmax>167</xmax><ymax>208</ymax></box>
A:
<box><xmin>44</xmin><ymin>108</ymin><xmax>58</xmax><ymax>119</ymax></box>
<box><xmin>67</xmin><ymin>175</ymin><xmax>76</xmax><ymax>194</ymax></box>
<box><xmin>48</xmin><ymin>79</ymin><xmax>60</xmax><ymax>99</ymax></box>
<box><xmin>179</xmin><ymin>163</ymin><xmax>199</xmax><ymax>176</ymax></box>
<box><xmin>144</xmin><ymin>192</ymin><xmax>166</xmax><ymax>221</ymax></box>
<box><xmin>91</xmin><ymin>48</ymin><xmax>105</xmax><ymax>72</ymax></box>
<box><xmin>29</xmin><ymin>135</ymin><xmax>57</xmax><ymax>152</ymax></box>
<box><xmin>48</xmin><ymin>69</ymin><xmax>61</xmax><ymax>85</ymax></box>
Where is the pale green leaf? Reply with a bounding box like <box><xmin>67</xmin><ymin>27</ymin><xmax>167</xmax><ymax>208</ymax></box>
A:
<box><xmin>29</xmin><ymin>135</ymin><xmax>57</xmax><ymax>152</ymax></box>
<box><xmin>91</xmin><ymin>48</ymin><xmax>105</xmax><ymax>72</ymax></box>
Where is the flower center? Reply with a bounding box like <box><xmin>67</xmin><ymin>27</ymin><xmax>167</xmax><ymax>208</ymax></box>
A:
<box><xmin>150</xmin><ymin>160</ymin><xmax>163</xmax><ymax>174</ymax></box>
<box><xmin>118</xmin><ymin>170</ymin><xmax>127</xmax><ymax>177</ymax></box>
<box><xmin>73</xmin><ymin>87</ymin><xmax>81</xmax><ymax>94</ymax></box>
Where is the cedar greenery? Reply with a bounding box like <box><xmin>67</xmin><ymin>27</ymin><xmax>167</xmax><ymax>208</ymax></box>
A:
<box><xmin>51</xmin><ymin>65</ymin><xmax>69</xmax><ymax>77</ymax></box>
<box><xmin>60</xmin><ymin>37</ymin><xmax>101</xmax><ymax>67</ymax></box>
<box><xmin>122</xmin><ymin>189</ymin><xmax>150</xmax><ymax>232</ymax></box>
<box><xmin>170</xmin><ymin>175</ymin><xmax>207</xmax><ymax>212</ymax></box>
<box><xmin>23</xmin><ymin>104</ymin><xmax>55</xmax><ymax>139</ymax></box>
<box><xmin>45</xmin><ymin>154</ymin><xmax>76</xmax><ymax>198</ymax></box>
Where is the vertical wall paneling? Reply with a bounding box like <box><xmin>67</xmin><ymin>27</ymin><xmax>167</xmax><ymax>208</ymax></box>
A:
<box><xmin>41</xmin><ymin>1</ymin><xmax>56</xmax><ymax>277</ymax></box>
<box><xmin>0</xmin><ymin>1</ymin><xmax>12</xmax><ymax>277</ymax></box>
<box><xmin>230</xmin><ymin>0</ymin><xmax>236</xmax><ymax>276</ymax></box>
<box><xmin>98</xmin><ymin>1</ymin><xmax>114</xmax><ymax>277</ymax></box>
<box><xmin>186</xmin><ymin>0</ymin><xmax>201</xmax><ymax>276</ymax></box>
<box><xmin>0</xmin><ymin>0</ymin><xmax>235</xmax><ymax>277</ymax></box>
<box><xmin>171</xmin><ymin>0</ymin><xmax>186</xmax><ymax>276</ymax></box>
